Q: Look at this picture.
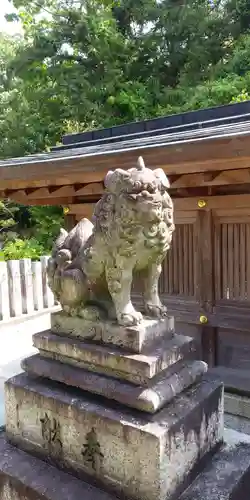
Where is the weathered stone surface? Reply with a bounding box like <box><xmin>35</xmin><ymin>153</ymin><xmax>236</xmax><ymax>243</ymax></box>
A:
<box><xmin>0</xmin><ymin>432</ymin><xmax>118</xmax><ymax>500</ymax></box>
<box><xmin>33</xmin><ymin>330</ymin><xmax>195</xmax><ymax>386</ymax></box>
<box><xmin>224</xmin><ymin>393</ymin><xmax>250</xmax><ymax>420</ymax></box>
<box><xmin>5</xmin><ymin>372</ymin><xmax>223</xmax><ymax>500</ymax></box>
<box><xmin>51</xmin><ymin>312</ymin><xmax>174</xmax><ymax>353</ymax></box>
<box><xmin>21</xmin><ymin>354</ymin><xmax>207</xmax><ymax>413</ymax></box>
<box><xmin>179</xmin><ymin>442</ymin><xmax>250</xmax><ymax>500</ymax></box>
<box><xmin>2</xmin><ymin>432</ymin><xmax>250</xmax><ymax>500</ymax></box>
<box><xmin>47</xmin><ymin>158</ymin><xmax>174</xmax><ymax>326</ymax></box>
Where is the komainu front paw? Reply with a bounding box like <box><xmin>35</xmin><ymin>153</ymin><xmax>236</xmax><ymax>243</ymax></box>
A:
<box><xmin>118</xmin><ymin>310</ymin><xmax>143</xmax><ymax>327</ymax></box>
<box><xmin>144</xmin><ymin>302</ymin><xmax>167</xmax><ymax>318</ymax></box>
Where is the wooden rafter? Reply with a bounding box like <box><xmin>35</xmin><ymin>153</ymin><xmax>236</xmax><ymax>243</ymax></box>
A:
<box><xmin>7</xmin><ymin>190</ymin><xmax>28</xmax><ymax>202</ymax></box>
<box><xmin>203</xmin><ymin>171</ymin><xmax>221</xmax><ymax>183</ymax></box>
<box><xmin>168</xmin><ymin>174</ymin><xmax>183</xmax><ymax>184</ymax></box>
<box><xmin>27</xmin><ymin>187</ymin><xmax>50</xmax><ymax>199</ymax></box>
<box><xmin>170</xmin><ymin>168</ymin><xmax>250</xmax><ymax>189</ymax></box>
<box><xmin>49</xmin><ymin>185</ymin><xmax>76</xmax><ymax>197</ymax></box>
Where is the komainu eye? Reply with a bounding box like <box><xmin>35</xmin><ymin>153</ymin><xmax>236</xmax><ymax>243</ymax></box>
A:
<box><xmin>133</xmin><ymin>181</ymin><xmax>142</xmax><ymax>192</ymax></box>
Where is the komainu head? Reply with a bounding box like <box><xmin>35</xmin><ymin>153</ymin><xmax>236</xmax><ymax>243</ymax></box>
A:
<box><xmin>100</xmin><ymin>156</ymin><xmax>174</xmax><ymax>231</ymax></box>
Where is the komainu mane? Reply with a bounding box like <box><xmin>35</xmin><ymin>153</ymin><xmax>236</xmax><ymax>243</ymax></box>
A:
<box><xmin>47</xmin><ymin>157</ymin><xmax>175</xmax><ymax>326</ymax></box>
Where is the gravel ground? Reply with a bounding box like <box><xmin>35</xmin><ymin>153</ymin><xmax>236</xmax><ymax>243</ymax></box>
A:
<box><xmin>0</xmin><ymin>312</ymin><xmax>51</xmax><ymax>425</ymax></box>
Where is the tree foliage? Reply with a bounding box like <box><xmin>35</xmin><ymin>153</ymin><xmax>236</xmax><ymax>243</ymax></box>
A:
<box><xmin>0</xmin><ymin>199</ymin><xmax>17</xmax><ymax>233</ymax></box>
<box><xmin>1</xmin><ymin>0</ymin><xmax>250</xmax><ymax>158</ymax></box>
<box><xmin>1</xmin><ymin>0</ymin><xmax>250</xmax><ymax>257</ymax></box>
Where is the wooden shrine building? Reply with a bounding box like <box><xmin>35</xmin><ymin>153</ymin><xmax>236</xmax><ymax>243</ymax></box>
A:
<box><xmin>1</xmin><ymin>100</ymin><xmax>250</xmax><ymax>395</ymax></box>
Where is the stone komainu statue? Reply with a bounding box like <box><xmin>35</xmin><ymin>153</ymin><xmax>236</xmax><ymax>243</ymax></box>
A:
<box><xmin>47</xmin><ymin>157</ymin><xmax>175</xmax><ymax>327</ymax></box>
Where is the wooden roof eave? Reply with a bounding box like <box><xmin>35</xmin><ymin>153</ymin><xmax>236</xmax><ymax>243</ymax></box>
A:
<box><xmin>1</xmin><ymin>129</ymin><xmax>250</xmax><ymax>194</ymax></box>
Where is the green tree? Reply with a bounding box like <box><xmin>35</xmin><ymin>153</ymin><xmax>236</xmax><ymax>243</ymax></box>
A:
<box><xmin>0</xmin><ymin>200</ymin><xmax>17</xmax><ymax>234</ymax></box>
<box><xmin>3</xmin><ymin>0</ymin><xmax>235</xmax><ymax>141</ymax></box>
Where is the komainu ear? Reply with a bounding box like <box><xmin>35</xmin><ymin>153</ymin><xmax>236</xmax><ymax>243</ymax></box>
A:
<box><xmin>154</xmin><ymin>168</ymin><xmax>170</xmax><ymax>189</ymax></box>
<box><xmin>104</xmin><ymin>169</ymin><xmax>130</xmax><ymax>193</ymax></box>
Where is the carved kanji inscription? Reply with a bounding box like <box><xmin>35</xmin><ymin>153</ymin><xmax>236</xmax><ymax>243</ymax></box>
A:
<box><xmin>82</xmin><ymin>427</ymin><xmax>104</xmax><ymax>472</ymax></box>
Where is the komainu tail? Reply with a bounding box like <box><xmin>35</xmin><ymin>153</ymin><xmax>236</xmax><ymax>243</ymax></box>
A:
<box><xmin>51</xmin><ymin>228</ymin><xmax>68</xmax><ymax>258</ymax></box>
<box><xmin>46</xmin><ymin>219</ymin><xmax>94</xmax><ymax>300</ymax></box>
<box><xmin>47</xmin><ymin>227</ymin><xmax>70</xmax><ymax>297</ymax></box>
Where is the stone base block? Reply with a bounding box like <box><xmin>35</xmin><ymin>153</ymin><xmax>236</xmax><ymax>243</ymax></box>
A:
<box><xmin>33</xmin><ymin>330</ymin><xmax>196</xmax><ymax>386</ymax></box>
<box><xmin>21</xmin><ymin>353</ymin><xmax>207</xmax><ymax>413</ymax></box>
<box><xmin>51</xmin><ymin>312</ymin><xmax>174</xmax><ymax>353</ymax></box>
<box><xmin>0</xmin><ymin>433</ymin><xmax>118</xmax><ymax>500</ymax></box>
<box><xmin>5</xmin><ymin>373</ymin><xmax>223</xmax><ymax>500</ymax></box>
<box><xmin>1</xmin><ymin>433</ymin><xmax>250</xmax><ymax>500</ymax></box>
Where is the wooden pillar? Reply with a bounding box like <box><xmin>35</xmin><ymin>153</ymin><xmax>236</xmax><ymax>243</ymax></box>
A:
<box><xmin>197</xmin><ymin>208</ymin><xmax>216</xmax><ymax>367</ymax></box>
<box><xmin>64</xmin><ymin>214</ymin><xmax>76</xmax><ymax>231</ymax></box>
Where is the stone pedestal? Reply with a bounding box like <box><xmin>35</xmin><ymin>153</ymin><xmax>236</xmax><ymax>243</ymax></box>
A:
<box><xmin>3</xmin><ymin>159</ymin><xmax>250</xmax><ymax>500</ymax></box>
<box><xmin>4</xmin><ymin>312</ymin><xmax>250</xmax><ymax>499</ymax></box>
<box><xmin>4</xmin><ymin>312</ymin><xmax>225</xmax><ymax>500</ymax></box>
<box><xmin>5</xmin><ymin>372</ymin><xmax>223</xmax><ymax>500</ymax></box>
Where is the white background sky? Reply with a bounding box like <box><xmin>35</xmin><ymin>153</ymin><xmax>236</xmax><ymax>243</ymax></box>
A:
<box><xmin>0</xmin><ymin>0</ymin><xmax>21</xmax><ymax>35</ymax></box>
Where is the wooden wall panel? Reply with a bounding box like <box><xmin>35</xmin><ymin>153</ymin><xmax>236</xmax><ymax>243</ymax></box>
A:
<box><xmin>159</xmin><ymin>222</ymin><xmax>196</xmax><ymax>298</ymax></box>
<box><xmin>214</xmin><ymin>213</ymin><xmax>250</xmax><ymax>304</ymax></box>
<box><xmin>217</xmin><ymin>328</ymin><xmax>250</xmax><ymax>371</ymax></box>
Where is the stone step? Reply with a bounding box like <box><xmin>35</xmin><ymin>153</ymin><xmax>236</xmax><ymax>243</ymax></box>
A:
<box><xmin>33</xmin><ymin>330</ymin><xmax>196</xmax><ymax>386</ymax></box>
<box><xmin>0</xmin><ymin>432</ymin><xmax>118</xmax><ymax>500</ymax></box>
<box><xmin>21</xmin><ymin>353</ymin><xmax>207</xmax><ymax>413</ymax></box>
<box><xmin>5</xmin><ymin>372</ymin><xmax>223</xmax><ymax>500</ymax></box>
<box><xmin>51</xmin><ymin>312</ymin><xmax>174</xmax><ymax>353</ymax></box>
<box><xmin>178</xmin><ymin>440</ymin><xmax>250</xmax><ymax>500</ymax></box>
<box><xmin>1</xmin><ymin>431</ymin><xmax>250</xmax><ymax>500</ymax></box>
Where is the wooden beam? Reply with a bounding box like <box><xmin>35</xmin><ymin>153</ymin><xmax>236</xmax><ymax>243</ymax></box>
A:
<box><xmin>68</xmin><ymin>203</ymin><xmax>95</xmax><ymax>219</ymax></box>
<box><xmin>75</xmin><ymin>182</ymin><xmax>104</xmax><ymax>196</ymax></box>
<box><xmin>174</xmin><ymin>210</ymin><xmax>198</xmax><ymax>224</ymax></box>
<box><xmin>9</xmin><ymin>196</ymin><xmax>71</xmax><ymax>206</ymax></box>
<box><xmin>70</xmin><ymin>194</ymin><xmax>250</xmax><ymax>223</ymax></box>
<box><xmin>173</xmin><ymin>193</ymin><xmax>250</xmax><ymax>211</ymax></box>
